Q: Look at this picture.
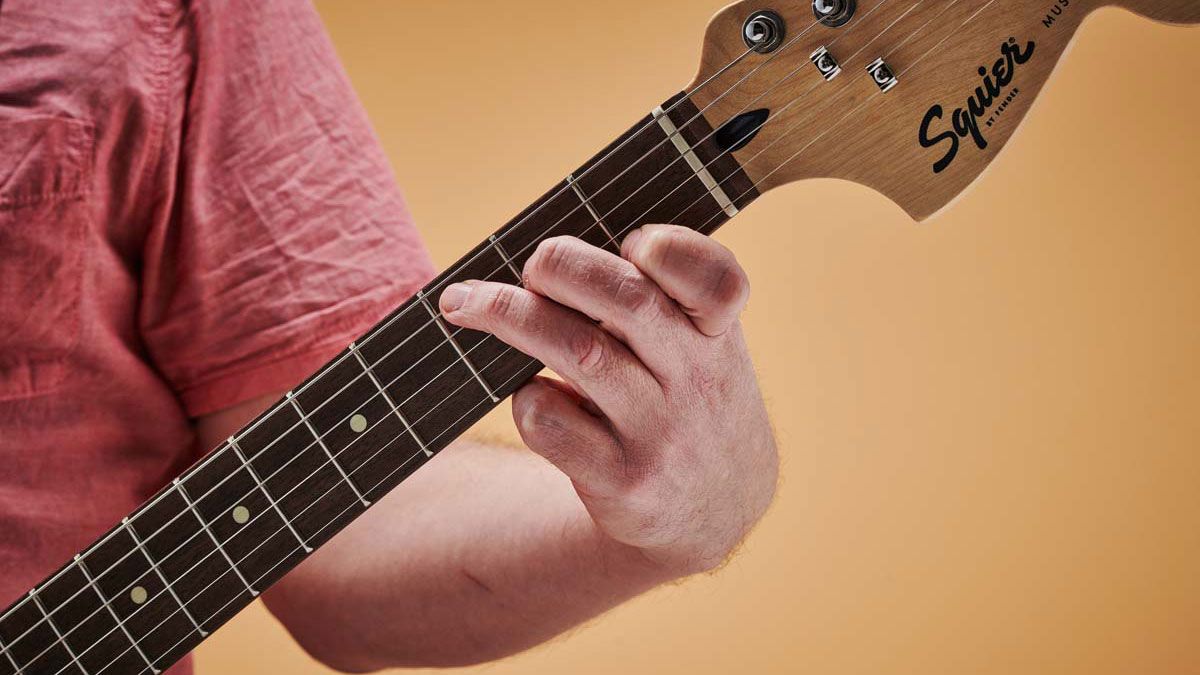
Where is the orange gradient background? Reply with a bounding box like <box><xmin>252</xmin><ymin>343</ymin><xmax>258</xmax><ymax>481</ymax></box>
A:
<box><xmin>196</xmin><ymin>2</ymin><xmax>1200</xmax><ymax>673</ymax></box>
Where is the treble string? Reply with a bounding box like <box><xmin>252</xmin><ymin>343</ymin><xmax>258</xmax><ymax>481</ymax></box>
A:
<box><xmin>61</xmin><ymin>0</ymin><xmax>951</xmax><ymax>669</ymax></box>
<box><xmin>0</xmin><ymin>7</ymin><xmax>843</xmax><ymax>664</ymax></box>
<box><xmin>32</xmin><ymin>0</ymin><xmax>939</xmax><ymax>670</ymax></box>
<box><xmin>0</xmin><ymin>11</ymin><xmax>827</xmax><ymax>669</ymax></box>
<box><xmin>35</xmin><ymin>0</ymin><xmax>945</xmax><ymax>667</ymax></box>
<box><xmin>36</xmin><ymin>1</ymin><xmax>1003</xmax><ymax>672</ymax></box>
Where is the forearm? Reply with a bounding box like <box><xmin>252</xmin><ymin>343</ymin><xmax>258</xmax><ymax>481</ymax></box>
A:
<box><xmin>262</xmin><ymin>439</ymin><xmax>675</xmax><ymax>671</ymax></box>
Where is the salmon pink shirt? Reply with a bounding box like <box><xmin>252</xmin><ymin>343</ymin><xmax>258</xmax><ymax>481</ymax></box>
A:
<box><xmin>0</xmin><ymin>1</ymin><xmax>435</xmax><ymax>673</ymax></box>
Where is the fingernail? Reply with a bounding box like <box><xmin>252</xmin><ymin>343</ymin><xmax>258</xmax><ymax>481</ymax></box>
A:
<box><xmin>440</xmin><ymin>282</ymin><xmax>473</xmax><ymax>313</ymax></box>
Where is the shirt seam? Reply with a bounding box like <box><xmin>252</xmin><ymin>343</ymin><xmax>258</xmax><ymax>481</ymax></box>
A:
<box><xmin>138</xmin><ymin>0</ymin><xmax>174</xmax><ymax>205</ymax></box>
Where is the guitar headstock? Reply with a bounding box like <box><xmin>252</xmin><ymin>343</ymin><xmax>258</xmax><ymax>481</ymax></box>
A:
<box><xmin>691</xmin><ymin>0</ymin><xmax>1200</xmax><ymax>220</ymax></box>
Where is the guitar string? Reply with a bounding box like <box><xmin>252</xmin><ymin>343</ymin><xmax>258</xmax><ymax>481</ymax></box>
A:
<box><xmin>21</xmin><ymin>1</ymin><xmax>907</xmax><ymax>667</ymax></box>
<box><xmin>51</xmin><ymin>2</ymin><xmax>993</xmax><ymax>672</ymax></box>
<box><xmin>0</xmin><ymin>7</ymin><xmax>840</xmax><ymax>660</ymax></box>
<box><xmin>68</xmin><ymin>0</ymin><xmax>998</xmax><ymax>667</ymax></box>
<box><xmin>0</xmin><ymin>12</ymin><xmax>832</xmax><ymax>666</ymax></box>
<box><xmin>25</xmin><ymin>0</ymin><xmax>955</xmax><ymax>662</ymax></box>
<box><xmin>25</xmin><ymin>1</ymin><xmax>945</xmax><ymax>667</ymax></box>
<box><xmin>20</xmin><ymin>2</ymin><xmax>910</xmax><ymax>664</ymax></box>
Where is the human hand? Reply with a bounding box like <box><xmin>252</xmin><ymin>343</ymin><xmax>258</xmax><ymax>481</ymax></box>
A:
<box><xmin>439</xmin><ymin>225</ymin><xmax>778</xmax><ymax>577</ymax></box>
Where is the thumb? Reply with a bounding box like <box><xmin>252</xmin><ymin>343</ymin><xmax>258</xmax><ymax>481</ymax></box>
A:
<box><xmin>512</xmin><ymin>377</ymin><xmax>625</xmax><ymax>496</ymax></box>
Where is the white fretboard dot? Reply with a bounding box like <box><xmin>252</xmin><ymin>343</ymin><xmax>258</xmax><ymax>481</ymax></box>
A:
<box><xmin>130</xmin><ymin>586</ymin><xmax>148</xmax><ymax>605</ymax></box>
<box><xmin>233</xmin><ymin>506</ymin><xmax>251</xmax><ymax>524</ymax></box>
<box><xmin>350</xmin><ymin>414</ymin><xmax>368</xmax><ymax>433</ymax></box>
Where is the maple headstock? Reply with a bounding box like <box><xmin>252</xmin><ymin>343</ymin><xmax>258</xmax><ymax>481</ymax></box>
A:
<box><xmin>691</xmin><ymin>0</ymin><xmax>1200</xmax><ymax>220</ymax></box>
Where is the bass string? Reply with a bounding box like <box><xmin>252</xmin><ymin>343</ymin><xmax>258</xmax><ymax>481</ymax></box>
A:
<box><xmin>27</xmin><ymin>1</ymin><xmax>941</xmax><ymax>670</ymax></box>
<box><xmin>28</xmin><ymin>0</ymin><xmax>946</xmax><ymax>669</ymax></box>
<box><xmin>0</xmin><ymin>8</ymin><xmax>843</xmax><ymax>662</ymax></box>
<box><xmin>48</xmin><ymin>0</ymin><xmax>963</xmax><ymax>669</ymax></box>
<box><xmin>0</xmin><ymin>13</ymin><xmax>823</xmax><ymax>661</ymax></box>
<box><xmin>37</xmin><ymin>1</ymin><xmax>991</xmax><ymax>672</ymax></box>
<box><xmin>30</xmin><ymin>4</ymin><xmax>913</xmax><ymax>663</ymax></box>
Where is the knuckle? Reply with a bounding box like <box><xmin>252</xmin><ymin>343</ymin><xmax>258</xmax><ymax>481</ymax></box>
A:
<box><xmin>478</xmin><ymin>284</ymin><xmax>521</xmax><ymax>323</ymax></box>
<box><xmin>613</xmin><ymin>271</ymin><xmax>660</xmax><ymax>322</ymax></box>
<box><xmin>567</xmin><ymin>327</ymin><xmax>608</xmax><ymax>375</ymax></box>
<box><xmin>527</xmin><ymin>236</ymin><xmax>577</xmax><ymax>280</ymax></box>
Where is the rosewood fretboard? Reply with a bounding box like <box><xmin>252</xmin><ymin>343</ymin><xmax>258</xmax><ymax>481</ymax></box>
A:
<box><xmin>0</xmin><ymin>93</ymin><xmax>759</xmax><ymax>675</ymax></box>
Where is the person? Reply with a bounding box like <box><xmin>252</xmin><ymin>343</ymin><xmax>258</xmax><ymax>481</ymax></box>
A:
<box><xmin>0</xmin><ymin>1</ymin><xmax>778</xmax><ymax>672</ymax></box>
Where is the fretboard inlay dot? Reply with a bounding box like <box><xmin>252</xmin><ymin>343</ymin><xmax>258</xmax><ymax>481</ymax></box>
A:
<box><xmin>233</xmin><ymin>506</ymin><xmax>251</xmax><ymax>524</ymax></box>
<box><xmin>131</xmin><ymin>586</ymin><xmax>148</xmax><ymax>605</ymax></box>
<box><xmin>350</xmin><ymin>414</ymin><xmax>368</xmax><ymax>433</ymax></box>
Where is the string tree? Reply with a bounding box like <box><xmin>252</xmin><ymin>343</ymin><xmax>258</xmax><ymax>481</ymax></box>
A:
<box><xmin>866</xmin><ymin>57</ymin><xmax>898</xmax><ymax>93</ymax></box>
<box><xmin>810</xmin><ymin>46</ymin><xmax>841</xmax><ymax>81</ymax></box>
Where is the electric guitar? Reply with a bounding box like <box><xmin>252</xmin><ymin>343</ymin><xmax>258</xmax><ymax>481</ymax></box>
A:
<box><xmin>2</xmin><ymin>1</ymin><xmax>1197</xmax><ymax>673</ymax></box>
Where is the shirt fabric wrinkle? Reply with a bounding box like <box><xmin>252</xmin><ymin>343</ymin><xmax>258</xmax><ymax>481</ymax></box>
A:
<box><xmin>0</xmin><ymin>3</ymin><xmax>436</xmax><ymax>673</ymax></box>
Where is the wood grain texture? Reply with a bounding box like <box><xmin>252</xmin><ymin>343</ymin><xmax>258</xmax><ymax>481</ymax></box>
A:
<box><xmin>690</xmin><ymin>0</ymin><xmax>1199</xmax><ymax>220</ymax></box>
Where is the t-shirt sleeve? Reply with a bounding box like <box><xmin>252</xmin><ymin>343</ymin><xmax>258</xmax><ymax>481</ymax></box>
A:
<box><xmin>139</xmin><ymin>0</ymin><xmax>436</xmax><ymax>418</ymax></box>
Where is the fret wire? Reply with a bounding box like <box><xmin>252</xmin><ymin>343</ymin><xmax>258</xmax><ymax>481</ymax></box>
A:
<box><xmin>566</xmin><ymin>174</ymin><xmax>618</xmax><ymax>245</ymax></box>
<box><xmin>172</xmin><ymin>480</ymin><xmax>258</xmax><ymax>597</ymax></box>
<box><xmin>122</xmin><ymin>519</ymin><xmax>208</xmax><ymax>639</ymax></box>
<box><xmin>74</xmin><ymin>556</ymin><xmax>160</xmax><ymax>675</ymax></box>
<box><xmin>488</xmin><ymin>235</ymin><xmax>523</xmax><ymax>283</ymax></box>
<box><xmin>228</xmin><ymin>439</ymin><xmax>314</xmax><ymax>552</ymax></box>
<box><xmin>0</xmin><ymin>635</ymin><xmax>21</xmax><ymax>674</ymax></box>
<box><xmin>417</xmin><ymin>291</ymin><xmax>500</xmax><ymax>403</ymax></box>
<box><xmin>29</xmin><ymin>591</ymin><xmax>86</xmax><ymax>675</ymax></box>
<box><xmin>286</xmin><ymin>393</ymin><xmax>372</xmax><ymax>507</ymax></box>
<box><xmin>21</xmin><ymin>3</ymin><xmax>936</xmax><ymax>667</ymax></box>
<box><xmin>350</xmin><ymin>342</ymin><xmax>433</xmax><ymax>458</ymax></box>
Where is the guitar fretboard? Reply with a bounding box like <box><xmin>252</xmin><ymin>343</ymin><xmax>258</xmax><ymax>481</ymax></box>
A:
<box><xmin>0</xmin><ymin>92</ymin><xmax>759</xmax><ymax>675</ymax></box>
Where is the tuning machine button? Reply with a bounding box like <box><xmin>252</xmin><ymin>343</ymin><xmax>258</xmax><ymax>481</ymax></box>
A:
<box><xmin>813</xmin><ymin>0</ymin><xmax>856</xmax><ymax>28</ymax></box>
<box><xmin>810</xmin><ymin>46</ymin><xmax>842</xmax><ymax>81</ymax></box>
<box><xmin>743</xmin><ymin>10</ymin><xmax>786</xmax><ymax>54</ymax></box>
<box><xmin>866</xmin><ymin>58</ymin><xmax>898</xmax><ymax>93</ymax></box>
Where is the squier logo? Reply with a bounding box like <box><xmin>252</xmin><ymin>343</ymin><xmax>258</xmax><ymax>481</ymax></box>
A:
<box><xmin>918</xmin><ymin>38</ymin><xmax>1036</xmax><ymax>174</ymax></box>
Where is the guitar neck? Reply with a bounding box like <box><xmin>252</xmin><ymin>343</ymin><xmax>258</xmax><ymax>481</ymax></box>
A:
<box><xmin>0</xmin><ymin>92</ymin><xmax>759</xmax><ymax>675</ymax></box>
